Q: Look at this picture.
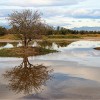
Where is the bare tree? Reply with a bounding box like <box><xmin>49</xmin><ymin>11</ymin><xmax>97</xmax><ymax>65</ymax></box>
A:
<box><xmin>8</xmin><ymin>9</ymin><xmax>46</xmax><ymax>48</ymax></box>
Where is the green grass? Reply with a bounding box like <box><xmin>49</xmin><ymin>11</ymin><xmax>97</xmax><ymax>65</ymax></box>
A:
<box><xmin>0</xmin><ymin>47</ymin><xmax>57</xmax><ymax>57</ymax></box>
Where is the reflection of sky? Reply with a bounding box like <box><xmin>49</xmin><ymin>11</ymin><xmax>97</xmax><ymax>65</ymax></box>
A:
<box><xmin>22</xmin><ymin>73</ymin><xmax>100</xmax><ymax>100</ymax></box>
<box><xmin>0</xmin><ymin>40</ymin><xmax>100</xmax><ymax>99</ymax></box>
<box><xmin>31</xmin><ymin>49</ymin><xmax>100</xmax><ymax>67</ymax></box>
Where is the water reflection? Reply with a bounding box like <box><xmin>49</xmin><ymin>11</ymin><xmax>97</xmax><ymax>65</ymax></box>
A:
<box><xmin>32</xmin><ymin>41</ymin><xmax>39</xmax><ymax>47</ymax></box>
<box><xmin>3</xmin><ymin>55</ymin><xmax>53</xmax><ymax>94</ymax></box>
<box><xmin>67</xmin><ymin>41</ymin><xmax>100</xmax><ymax>49</ymax></box>
<box><xmin>17</xmin><ymin>42</ymin><xmax>22</xmax><ymax>47</ymax></box>
<box><xmin>3</xmin><ymin>43</ymin><xmax>14</xmax><ymax>48</ymax></box>
<box><xmin>0</xmin><ymin>41</ymin><xmax>70</xmax><ymax>50</ymax></box>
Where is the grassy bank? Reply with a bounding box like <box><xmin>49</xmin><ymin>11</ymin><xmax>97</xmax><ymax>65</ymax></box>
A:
<box><xmin>94</xmin><ymin>47</ymin><xmax>100</xmax><ymax>50</ymax></box>
<box><xmin>0</xmin><ymin>47</ymin><xmax>57</xmax><ymax>57</ymax></box>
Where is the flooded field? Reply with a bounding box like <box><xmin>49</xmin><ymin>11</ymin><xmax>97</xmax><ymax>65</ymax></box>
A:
<box><xmin>0</xmin><ymin>40</ymin><xmax>100</xmax><ymax>99</ymax></box>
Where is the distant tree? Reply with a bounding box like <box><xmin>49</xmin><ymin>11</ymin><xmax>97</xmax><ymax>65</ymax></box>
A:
<box><xmin>59</xmin><ymin>27</ymin><xmax>67</xmax><ymax>35</ymax></box>
<box><xmin>8</xmin><ymin>9</ymin><xmax>47</xmax><ymax>48</ymax></box>
<box><xmin>0</xmin><ymin>26</ymin><xmax>7</xmax><ymax>36</ymax></box>
<box><xmin>46</xmin><ymin>26</ymin><xmax>55</xmax><ymax>35</ymax></box>
<box><xmin>57</xmin><ymin>26</ymin><xmax>60</xmax><ymax>31</ymax></box>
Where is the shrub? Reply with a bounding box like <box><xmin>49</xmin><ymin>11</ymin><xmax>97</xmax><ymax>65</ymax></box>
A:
<box><xmin>0</xmin><ymin>26</ymin><xmax>7</xmax><ymax>36</ymax></box>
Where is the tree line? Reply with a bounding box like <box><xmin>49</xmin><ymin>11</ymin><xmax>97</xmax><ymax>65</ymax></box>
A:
<box><xmin>45</xmin><ymin>26</ymin><xmax>100</xmax><ymax>35</ymax></box>
<box><xmin>0</xmin><ymin>25</ymin><xmax>100</xmax><ymax>36</ymax></box>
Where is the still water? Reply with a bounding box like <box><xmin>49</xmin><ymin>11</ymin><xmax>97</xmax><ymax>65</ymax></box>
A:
<box><xmin>0</xmin><ymin>41</ymin><xmax>100</xmax><ymax>99</ymax></box>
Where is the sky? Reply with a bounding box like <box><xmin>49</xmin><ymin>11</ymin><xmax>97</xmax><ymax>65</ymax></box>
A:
<box><xmin>0</xmin><ymin>0</ymin><xmax>100</xmax><ymax>29</ymax></box>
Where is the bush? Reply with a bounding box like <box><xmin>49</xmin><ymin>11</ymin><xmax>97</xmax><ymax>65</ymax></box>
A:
<box><xmin>0</xmin><ymin>26</ymin><xmax>7</xmax><ymax>36</ymax></box>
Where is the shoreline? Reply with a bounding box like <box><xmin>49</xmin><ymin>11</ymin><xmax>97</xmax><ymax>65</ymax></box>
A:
<box><xmin>0</xmin><ymin>37</ymin><xmax>100</xmax><ymax>43</ymax></box>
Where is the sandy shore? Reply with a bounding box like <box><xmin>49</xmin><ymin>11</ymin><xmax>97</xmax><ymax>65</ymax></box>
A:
<box><xmin>0</xmin><ymin>39</ymin><xmax>21</xmax><ymax>42</ymax></box>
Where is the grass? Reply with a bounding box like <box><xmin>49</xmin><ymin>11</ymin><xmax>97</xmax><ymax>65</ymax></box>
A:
<box><xmin>81</xmin><ymin>34</ymin><xmax>100</xmax><ymax>37</ymax></box>
<box><xmin>0</xmin><ymin>34</ymin><xmax>20</xmax><ymax>40</ymax></box>
<box><xmin>1</xmin><ymin>33</ymin><xmax>100</xmax><ymax>40</ymax></box>
<box><xmin>48</xmin><ymin>34</ymin><xmax>100</xmax><ymax>39</ymax></box>
<box><xmin>0</xmin><ymin>42</ymin><xmax>7</xmax><ymax>47</ymax></box>
<box><xmin>0</xmin><ymin>47</ymin><xmax>57</xmax><ymax>57</ymax></box>
<box><xmin>48</xmin><ymin>35</ymin><xmax>81</xmax><ymax>39</ymax></box>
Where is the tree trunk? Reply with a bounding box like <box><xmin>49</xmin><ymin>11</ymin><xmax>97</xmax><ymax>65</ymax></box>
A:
<box><xmin>23</xmin><ymin>35</ymin><xmax>28</xmax><ymax>48</ymax></box>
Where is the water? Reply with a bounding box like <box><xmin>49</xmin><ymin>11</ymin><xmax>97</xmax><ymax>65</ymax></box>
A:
<box><xmin>0</xmin><ymin>40</ymin><xmax>100</xmax><ymax>99</ymax></box>
<box><xmin>32</xmin><ymin>41</ymin><xmax>39</xmax><ymax>47</ymax></box>
<box><xmin>17</xmin><ymin>42</ymin><xmax>22</xmax><ymax>47</ymax></box>
<box><xmin>67</xmin><ymin>40</ymin><xmax>100</xmax><ymax>49</ymax></box>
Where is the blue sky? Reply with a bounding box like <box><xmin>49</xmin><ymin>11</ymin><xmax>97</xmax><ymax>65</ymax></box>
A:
<box><xmin>0</xmin><ymin>0</ymin><xmax>100</xmax><ymax>29</ymax></box>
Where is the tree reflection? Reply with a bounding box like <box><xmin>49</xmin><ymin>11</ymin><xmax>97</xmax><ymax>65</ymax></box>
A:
<box><xmin>3</xmin><ymin>56</ymin><xmax>53</xmax><ymax>94</ymax></box>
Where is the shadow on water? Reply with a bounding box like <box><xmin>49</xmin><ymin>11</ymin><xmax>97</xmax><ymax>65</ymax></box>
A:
<box><xmin>2</xmin><ymin>55</ymin><xmax>53</xmax><ymax>95</ymax></box>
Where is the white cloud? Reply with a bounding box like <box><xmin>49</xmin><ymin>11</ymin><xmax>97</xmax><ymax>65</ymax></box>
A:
<box><xmin>45</xmin><ymin>16</ymin><xmax>100</xmax><ymax>29</ymax></box>
<box><xmin>0</xmin><ymin>8</ymin><xmax>100</xmax><ymax>28</ymax></box>
<box><xmin>0</xmin><ymin>0</ymin><xmax>84</xmax><ymax>7</ymax></box>
<box><xmin>0</xmin><ymin>0</ymin><xmax>100</xmax><ymax>29</ymax></box>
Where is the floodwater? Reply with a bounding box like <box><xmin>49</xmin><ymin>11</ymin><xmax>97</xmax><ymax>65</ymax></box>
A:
<box><xmin>0</xmin><ymin>40</ymin><xmax>100</xmax><ymax>100</ymax></box>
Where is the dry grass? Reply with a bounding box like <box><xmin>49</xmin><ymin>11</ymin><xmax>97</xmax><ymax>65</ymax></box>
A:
<box><xmin>1</xmin><ymin>34</ymin><xmax>100</xmax><ymax>40</ymax></box>
<box><xmin>0</xmin><ymin>34</ymin><xmax>20</xmax><ymax>40</ymax></box>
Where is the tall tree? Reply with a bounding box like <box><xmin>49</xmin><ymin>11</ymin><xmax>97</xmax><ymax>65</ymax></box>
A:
<box><xmin>8</xmin><ymin>10</ymin><xmax>46</xmax><ymax>48</ymax></box>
